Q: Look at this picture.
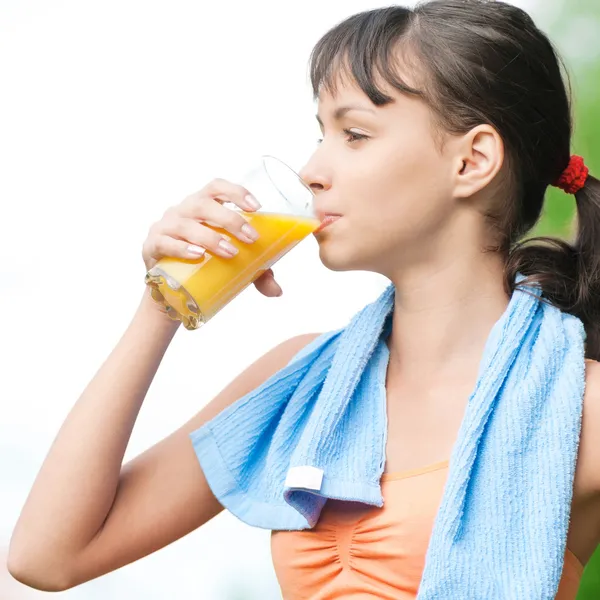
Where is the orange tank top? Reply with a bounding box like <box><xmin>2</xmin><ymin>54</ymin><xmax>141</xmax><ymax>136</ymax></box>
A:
<box><xmin>271</xmin><ymin>460</ymin><xmax>584</xmax><ymax>599</ymax></box>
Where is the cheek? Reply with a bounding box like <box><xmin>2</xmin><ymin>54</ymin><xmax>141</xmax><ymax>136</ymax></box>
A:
<box><xmin>344</xmin><ymin>172</ymin><xmax>452</xmax><ymax>258</ymax></box>
<box><xmin>368</xmin><ymin>142</ymin><xmax>451</xmax><ymax>224</ymax></box>
<box><xmin>318</xmin><ymin>137</ymin><xmax>451</xmax><ymax>269</ymax></box>
<box><xmin>369</xmin><ymin>134</ymin><xmax>440</xmax><ymax>192</ymax></box>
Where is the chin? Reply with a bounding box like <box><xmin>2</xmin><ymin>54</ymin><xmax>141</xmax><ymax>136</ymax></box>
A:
<box><xmin>316</xmin><ymin>238</ymin><xmax>372</xmax><ymax>273</ymax></box>
<box><xmin>315</xmin><ymin>238</ymin><xmax>350</xmax><ymax>271</ymax></box>
<box><xmin>315</xmin><ymin>219</ymin><xmax>391</xmax><ymax>272</ymax></box>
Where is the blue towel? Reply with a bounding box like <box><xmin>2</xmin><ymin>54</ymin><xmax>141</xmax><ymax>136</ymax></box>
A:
<box><xmin>190</xmin><ymin>278</ymin><xmax>586</xmax><ymax>599</ymax></box>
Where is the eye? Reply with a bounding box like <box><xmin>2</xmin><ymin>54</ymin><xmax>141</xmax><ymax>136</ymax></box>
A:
<box><xmin>316</xmin><ymin>130</ymin><xmax>369</xmax><ymax>145</ymax></box>
<box><xmin>343</xmin><ymin>129</ymin><xmax>368</xmax><ymax>143</ymax></box>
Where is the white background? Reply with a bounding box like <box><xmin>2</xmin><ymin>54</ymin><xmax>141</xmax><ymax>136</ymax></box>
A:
<box><xmin>0</xmin><ymin>0</ymin><xmax>544</xmax><ymax>598</ymax></box>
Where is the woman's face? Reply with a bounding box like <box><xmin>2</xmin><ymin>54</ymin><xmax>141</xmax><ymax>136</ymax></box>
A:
<box><xmin>299</xmin><ymin>75</ymin><xmax>463</xmax><ymax>277</ymax></box>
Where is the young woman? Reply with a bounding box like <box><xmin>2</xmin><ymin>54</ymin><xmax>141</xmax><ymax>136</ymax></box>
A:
<box><xmin>8</xmin><ymin>1</ymin><xmax>600</xmax><ymax>598</ymax></box>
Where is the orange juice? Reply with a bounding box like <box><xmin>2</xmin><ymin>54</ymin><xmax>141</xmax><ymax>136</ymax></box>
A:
<box><xmin>145</xmin><ymin>211</ymin><xmax>320</xmax><ymax>329</ymax></box>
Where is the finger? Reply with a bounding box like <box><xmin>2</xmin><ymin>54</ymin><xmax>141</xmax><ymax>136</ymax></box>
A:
<box><xmin>254</xmin><ymin>269</ymin><xmax>283</xmax><ymax>297</ymax></box>
<box><xmin>198</xmin><ymin>178</ymin><xmax>261</xmax><ymax>212</ymax></box>
<box><xmin>162</xmin><ymin>218</ymin><xmax>243</xmax><ymax>258</ymax></box>
<box><xmin>178</xmin><ymin>198</ymin><xmax>260</xmax><ymax>245</ymax></box>
<box><xmin>146</xmin><ymin>233</ymin><xmax>209</xmax><ymax>264</ymax></box>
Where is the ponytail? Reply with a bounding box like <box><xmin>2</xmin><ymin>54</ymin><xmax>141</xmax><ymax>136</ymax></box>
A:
<box><xmin>505</xmin><ymin>173</ymin><xmax>600</xmax><ymax>360</ymax></box>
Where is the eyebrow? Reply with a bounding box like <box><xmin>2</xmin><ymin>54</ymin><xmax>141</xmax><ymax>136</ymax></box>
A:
<box><xmin>315</xmin><ymin>105</ymin><xmax>376</xmax><ymax>126</ymax></box>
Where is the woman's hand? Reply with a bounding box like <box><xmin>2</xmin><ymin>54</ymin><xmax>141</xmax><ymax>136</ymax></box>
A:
<box><xmin>142</xmin><ymin>178</ymin><xmax>283</xmax><ymax>297</ymax></box>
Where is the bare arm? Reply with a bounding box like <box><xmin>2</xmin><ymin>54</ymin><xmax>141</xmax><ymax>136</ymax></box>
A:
<box><xmin>7</xmin><ymin>289</ymin><xmax>179</xmax><ymax>589</ymax></box>
<box><xmin>8</xmin><ymin>287</ymin><xmax>320</xmax><ymax>591</ymax></box>
<box><xmin>8</xmin><ymin>176</ymin><xmax>304</xmax><ymax>591</ymax></box>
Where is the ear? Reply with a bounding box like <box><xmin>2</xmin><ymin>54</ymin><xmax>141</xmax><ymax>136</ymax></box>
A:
<box><xmin>452</xmin><ymin>125</ymin><xmax>504</xmax><ymax>199</ymax></box>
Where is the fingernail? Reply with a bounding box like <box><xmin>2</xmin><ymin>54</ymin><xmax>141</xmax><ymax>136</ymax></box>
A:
<box><xmin>245</xmin><ymin>194</ymin><xmax>261</xmax><ymax>210</ymax></box>
<box><xmin>187</xmin><ymin>244</ymin><xmax>206</xmax><ymax>256</ymax></box>
<box><xmin>218</xmin><ymin>239</ymin><xmax>239</xmax><ymax>256</ymax></box>
<box><xmin>241</xmin><ymin>223</ymin><xmax>259</xmax><ymax>241</ymax></box>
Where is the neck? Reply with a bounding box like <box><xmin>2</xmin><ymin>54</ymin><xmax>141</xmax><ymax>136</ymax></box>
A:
<box><xmin>386</xmin><ymin>251</ymin><xmax>510</xmax><ymax>382</ymax></box>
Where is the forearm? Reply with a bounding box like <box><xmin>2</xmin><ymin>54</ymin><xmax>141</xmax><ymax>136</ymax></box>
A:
<box><xmin>9</xmin><ymin>289</ymin><xmax>180</xmax><ymax>565</ymax></box>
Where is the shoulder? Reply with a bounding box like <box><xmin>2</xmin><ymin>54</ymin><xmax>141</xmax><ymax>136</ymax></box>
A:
<box><xmin>280</xmin><ymin>332</ymin><xmax>324</xmax><ymax>356</ymax></box>
<box><xmin>574</xmin><ymin>359</ymin><xmax>600</xmax><ymax>495</ymax></box>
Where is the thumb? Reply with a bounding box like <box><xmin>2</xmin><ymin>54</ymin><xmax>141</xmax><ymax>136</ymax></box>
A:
<box><xmin>254</xmin><ymin>269</ymin><xmax>283</xmax><ymax>297</ymax></box>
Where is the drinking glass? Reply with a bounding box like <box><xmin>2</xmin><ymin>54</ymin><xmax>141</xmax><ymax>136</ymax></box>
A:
<box><xmin>145</xmin><ymin>155</ymin><xmax>318</xmax><ymax>330</ymax></box>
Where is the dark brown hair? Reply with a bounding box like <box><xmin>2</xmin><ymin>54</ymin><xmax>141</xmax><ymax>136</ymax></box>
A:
<box><xmin>308</xmin><ymin>0</ymin><xmax>600</xmax><ymax>359</ymax></box>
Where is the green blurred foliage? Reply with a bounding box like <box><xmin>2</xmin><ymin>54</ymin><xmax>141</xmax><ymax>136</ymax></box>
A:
<box><xmin>531</xmin><ymin>0</ymin><xmax>600</xmax><ymax>597</ymax></box>
<box><xmin>571</xmin><ymin>21</ymin><xmax>600</xmax><ymax>593</ymax></box>
<box><xmin>532</xmin><ymin>1</ymin><xmax>599</xmax><ymax>242</ymax></box>
<box><xmin>570</xmin><ymin>18</ymin><xmax>600</xmax><ymax>600</ymax></box>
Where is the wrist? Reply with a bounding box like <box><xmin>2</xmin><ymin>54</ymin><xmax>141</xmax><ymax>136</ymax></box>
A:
<box><xmin>136</xmin><ymin>287</ymin><xmax>182</xmax><ymax>333</ymax></box>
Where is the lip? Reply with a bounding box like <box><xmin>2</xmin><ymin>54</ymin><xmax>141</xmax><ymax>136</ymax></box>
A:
<box><xmin>314</xmin><ymin>214</ymin><xmax>342</xmax><ymax>234</ymax></box>
<box><xmin>315</xmin><ymin>209</ymin><xmax>343</xmax><ymax>222</ymax></box>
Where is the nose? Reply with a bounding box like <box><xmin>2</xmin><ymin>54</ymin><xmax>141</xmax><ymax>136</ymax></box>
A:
<box><xmin>299</xmin><ymin>160</ymin><xmax>331</xmax><ymax>194</ymax></box>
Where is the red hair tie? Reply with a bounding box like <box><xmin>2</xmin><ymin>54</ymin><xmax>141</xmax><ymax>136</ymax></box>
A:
<box><xmin>553</xmin><ymin>155</ymin><xmax>589</xmax><ymax>194</ymax></box>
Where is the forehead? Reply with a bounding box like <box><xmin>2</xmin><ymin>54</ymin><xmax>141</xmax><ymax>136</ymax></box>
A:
<box><xmin>315</xmin><ymin>62</ymin><xmax>421</xmax><ymax>114</ymax></box>
<box><xmin>315</xmin><ymin>76</ymin><xmax>422</xmax><ymax>126</ymax></box>
<box><xmin>316</xmin><ymin>85</ymin><xmax>372</xmax><ymax>112</ymax></box>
